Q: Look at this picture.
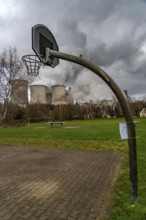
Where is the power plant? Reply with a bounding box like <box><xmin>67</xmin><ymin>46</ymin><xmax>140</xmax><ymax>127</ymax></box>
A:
<box><xmin>10</xmin><ymin>79</ymin><xmax>73</xmax><ymax>106</ymax></box>
<box><xmin>29</xmin><ymin>84</ymin><xmax>73</xmax><ymax>105</ymax></box>
<box><xmin>10</xmin><ymin>79</ymin><xmax>28</xmax><ymax>106</ymax></box>
<box><xmin>10</xmin><ymin>80</ymin><xmax>139</xmax><ymax>119</ymax></box>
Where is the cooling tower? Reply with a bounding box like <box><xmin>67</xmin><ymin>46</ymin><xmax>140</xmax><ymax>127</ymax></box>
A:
<box><xmin>30</xmin><ymin>85</ymin><xmax>48</xmax><ymax>104</ymax></box>
<box><xmin>51</xmin><ymin>85</ymin><xmax>67</xmax><ymax>105</ymax></box>
<box><xmin>10</xmin><ymin>79</ymin><xmax>28</xmax><ymax>105</ymax></box>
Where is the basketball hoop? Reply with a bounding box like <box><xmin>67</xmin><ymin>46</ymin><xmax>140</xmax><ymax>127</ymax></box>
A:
<box><xmin>22</xmin><ymin>54</ymin><xmax>44</xmax><ymax>77</ymax></box>
<box><xmin>32</xmin><ymin>24</ymin><xmax>59</xmax><ymax>67</ymax></box>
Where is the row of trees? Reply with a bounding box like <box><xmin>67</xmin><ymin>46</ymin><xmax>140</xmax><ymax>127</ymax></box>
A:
<box><xmin>0</xmin><ymin>103</ymin><xmax>111</xmax><ymax>124</ymax></box>
<box><xmin>2</xmin><ymin>99</ymin><xmax>145</xmax><ymax>125</ymax></box>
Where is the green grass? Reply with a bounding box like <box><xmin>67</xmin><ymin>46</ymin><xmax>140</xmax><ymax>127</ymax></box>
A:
<box><xmin>0</xmin><ymin>118</ymin><xmax>124</xmax><ymax>140</ymax></box>
<box><xmin>0</xmin><ymin>118</ymin><xmax>126</xmax><ymax>151</ymax></box>
<box><xmin>108</xmin><ymin>118</ymin><xmax>146</xmax><ymax>220</ymax></box>
<box><xmin>0</xmin><ymin>117</ymin><xmax>146</xmax><ymax>219</ymax></box>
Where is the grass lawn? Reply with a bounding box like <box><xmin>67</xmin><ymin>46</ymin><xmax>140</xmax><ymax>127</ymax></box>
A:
<box><xmin>0</xmin><ymin>117</ymin><xmax>146</xmax><ymax>219</ymax></box>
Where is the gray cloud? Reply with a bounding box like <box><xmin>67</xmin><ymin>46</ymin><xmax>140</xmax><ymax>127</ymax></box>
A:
<box><xmin>0</xmin><ymin>0</ymin><xmax>146</xmax><ymax>101</ymax></box>
<box><xmin>59</xmin><ymin>20</ymin><xmax>87</xmax><ymax>49</ymax></box>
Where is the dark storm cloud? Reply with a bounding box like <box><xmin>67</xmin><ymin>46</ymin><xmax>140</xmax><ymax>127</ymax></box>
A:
<box><xmin>58</xmin><ymin>20</ymin><xmax>87</xmax><ymax>49</ymax></box>
<box><xmin>1</xmin><ymin>0</ymin><xmax>146</xmax><ymax>100</ymax></box>
<box><xmin>52</xmin><ymin>0</ymin><xmax>146</xmax><ymax>98</ymax></box>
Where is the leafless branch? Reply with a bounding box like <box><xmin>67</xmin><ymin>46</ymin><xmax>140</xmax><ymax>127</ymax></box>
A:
<box><xmin>0</xmin><ymin>47</ymin><xmax>27</xmax><ymax>121</ymax></box>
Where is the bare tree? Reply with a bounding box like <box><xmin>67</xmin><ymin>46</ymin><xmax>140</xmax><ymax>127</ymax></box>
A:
<box><xmin>0</xmin><ymin>47</ymin><xmax>26</xmax><ymax>122</ymax></box>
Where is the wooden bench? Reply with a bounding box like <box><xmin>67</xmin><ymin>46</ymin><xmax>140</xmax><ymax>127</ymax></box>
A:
<box><xmin>48</xmin><ymin>122</ymin><xmax>64</xmax><ymax>128</ymax></box>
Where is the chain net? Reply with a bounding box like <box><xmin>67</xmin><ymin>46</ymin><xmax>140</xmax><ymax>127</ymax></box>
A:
<box><xmin>22</xmin><ymin>55</ymin><xmax>44</xmax><ymax>76</ymax></box>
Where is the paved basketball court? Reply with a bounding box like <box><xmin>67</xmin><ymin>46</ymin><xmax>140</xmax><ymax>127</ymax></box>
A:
<box><xmin>0</xmin><ymin>145</ymin><xmax>124</xmax><ymax>220</ymax></box>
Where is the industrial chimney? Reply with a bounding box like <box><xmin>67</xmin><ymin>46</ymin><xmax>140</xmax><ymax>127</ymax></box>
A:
<box><xmin>10</xmin><ymin>79</ymin><xmax>28</xmax><ymax>106</ymax></box>
<box><xmin>124</xmin><ymin>90</ymin><xmax>128</xmax><ymax>98</ymax></box>
<box><xmin>66</xmin><ymin>87</ymin><xmax>73</xmax><ymax>104</ymax></box>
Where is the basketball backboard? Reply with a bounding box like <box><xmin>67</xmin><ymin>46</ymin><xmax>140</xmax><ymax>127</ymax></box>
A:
<box><xmin>32</xmin><ymin>24</ymin><xmax>59</xmax><ymax>67</ymax></box>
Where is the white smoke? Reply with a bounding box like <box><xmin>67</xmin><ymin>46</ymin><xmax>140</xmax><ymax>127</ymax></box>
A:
<box><xmin>30</xmin><ymin>59</ymin><xmax>74</xmax><ymax>85</ymax></box>
<box><xmin>28</xmin><ymin>58</ymin><xmax>113</xmax><ymax>103</ymax></box>
<box><xmin>71</xmin><ymin>69</ymin><xmax>113</xmax><ymax>103</ymax></box>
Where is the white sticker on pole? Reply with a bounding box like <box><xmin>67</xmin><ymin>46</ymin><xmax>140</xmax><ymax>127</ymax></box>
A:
<box><xmin>119</xmin><ymin>122</ymin><xmax>128</xmax><ymax>140</ymax></box>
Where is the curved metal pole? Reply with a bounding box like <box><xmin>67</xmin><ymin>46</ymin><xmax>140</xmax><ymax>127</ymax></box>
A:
<box><xmin>48</xmin><ymin>49</ymin><xmax>138</xmax><ymax>203</ymax></box>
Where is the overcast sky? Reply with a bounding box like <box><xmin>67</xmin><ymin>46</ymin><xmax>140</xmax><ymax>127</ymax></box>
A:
<box><xmin>0</xmin><ymin>0</ymin><xmax>146</xmax><ymax>102</ymax></box>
